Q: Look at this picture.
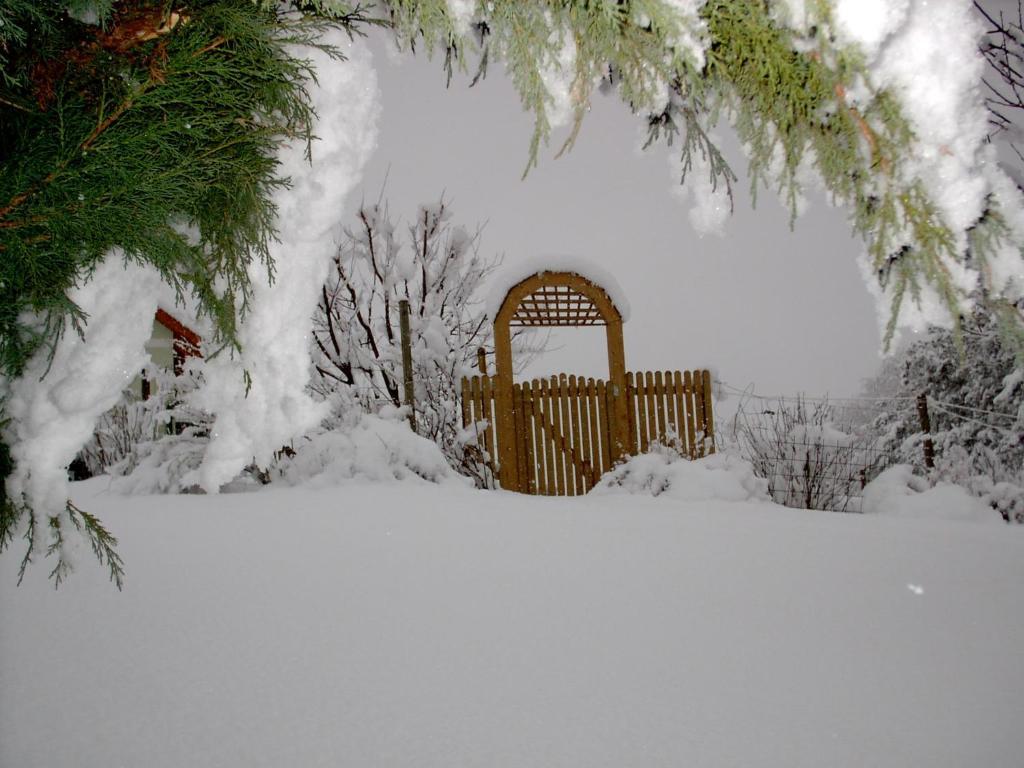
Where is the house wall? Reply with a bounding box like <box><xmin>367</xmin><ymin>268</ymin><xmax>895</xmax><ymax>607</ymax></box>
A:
<box><xmin>131</xmin><ymin>319</ymin><xmax>175</xmax><ymax>399</ymax></box>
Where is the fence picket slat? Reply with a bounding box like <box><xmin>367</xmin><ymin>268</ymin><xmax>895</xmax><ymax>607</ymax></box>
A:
<box><xmin>512</xmin><ymin>385</ymin><xmax>528</xmax><ymax>493</ymax></box>
<box><xmin>618</xmin><ymin>372</ymin><xmax>634</xmax><ymax>456</ymax></box>
<box><xmin>596</xmin><ymin>380</ymin><xmax>611</xmax><ymax>474</ymax></box>
<box><xmin>566</xmin><ymin>375</ymin><xmax>584</xmax><ymax>494</ymax></box>
<box><xmin>671</xmin><ymin>371</ymin><xmax>686</xmax><ymax>456</ymax></box>
<box><xmin>579</xmin><ymin>378</ymin><xmax>595</xmax><ymax>491</ymax></box>
<box><xmin>702</xmin><ymin>369</ymin><xmax>716</xmax><ymax>454</ymax></box>
<box><xmin>522</xmin><ymin>382</ymin><xmax>538</xmax><ymax>495</ymax></box>
<box><xmin>693</xmin><ymin>370</ymin><xmax>706</xmax><ymax>458</ymax></box>
<box><xmin>539</xmin><ymin>378</ymin><xmax>555</xmax><ymax>496</ymax></box>
<box><xmin>634</xmin><ymin>372</ymin><xmax>649</xmax><ymax>454</ymax></box>
<box><xmin>654</xmin><ymin>370</ymin><xmax>667</xmax><ymax>445</ymax></box>
<box><xmin>532</xmin><ymin>379</ymin><xmax>547</xmax><ymax>495</ymax></box>
<box><xmin>543</xmin><ymin>377</ymin><xmax>560</xmax><ymax>496</ymax></box>
<box><xmin>588</xmin><ymin>378</ymin><xmax>604</xmax><ymax>481</ymax></box>
<box><xmin>665</xmin><ymin>370</ymin><xmax>679</xmax><ymax>451</ymax></box>
<box><xmin>556</xmin><ymin>375</ymin><xmax>570</xmax><ymax>495</ymax></box>
<box><xmin>644</xmin><ymin>371</ymin><xmax>658</xmax><ymax>450</ymax></box>
<box><xmin>683</xmin><ymin>370</ymin><xmax>697</xmax><ymax>459</ymax></box>
<box><xmin>480</xmin><ymin>375</ymin><xmax>495</xmax><ymax>466</ymax></box>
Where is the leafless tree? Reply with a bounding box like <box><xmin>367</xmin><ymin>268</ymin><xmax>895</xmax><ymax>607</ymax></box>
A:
<box><xmin>312</xmin><ymin>197</ymin><xmax>542</xmax><ymax>485</ymax></box>
<box><xmin>976</xmin><ymin>0</ymin><xmax>1024</xmax><ymax>159</ymax></box>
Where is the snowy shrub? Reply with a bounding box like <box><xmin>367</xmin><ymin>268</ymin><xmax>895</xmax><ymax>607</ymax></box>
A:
<box><xmin>269</xmin><ymin>410</ymin><xmax>470</xmax><ymax>488</ymax></box>
<box><xmin>861</xmin><ymin>465</ymin><xmax>1002</xmax><ymax>524</ymax></box>
<box><xmin>593</xmin><ymin>443</ymin><xmax>769</xmax><ymax>504</ymax></box>
<box><xmin>863</xmin><ymin>307</ymin><xmax>1024</xmax><ymax>522</ymax></box>
<box><xmin>75</xmin><ymin>384</ymin><xmax>166</xmax><ymax>479</ymax></box>
<box><xmin>107</xmin><ymin>433</ymin><xmax>209</xmax><ymax>495</ymax></box>
<box><xmin>101</xmin><ymin>360</ymin><xmax>218</xmax><ymax>494</ymax></box>
<box><xmin>312</xmin><ymin>197</ymin><xmax>535</xmax><ymax>487</ymax></box>
<box><xmin>731</xmin><ymin>395</ymin><xmax>890</xmax><ymax>512</ymax></box>
<box><xmin>76</xmin><ymin>363</ymin><xmax>208</xmax><ymax>478</ymax></box>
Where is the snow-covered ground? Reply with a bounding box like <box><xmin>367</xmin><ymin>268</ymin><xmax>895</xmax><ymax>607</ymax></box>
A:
<box><xmin>2</xmin><ymin>476</ymin><xmax>1022</xmax><ymax>767</ymax></box>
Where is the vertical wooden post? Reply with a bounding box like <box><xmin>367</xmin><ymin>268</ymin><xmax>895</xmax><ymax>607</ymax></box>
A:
<box><xmin>916</xmin><ymin>392</ymin><xmax>935</xmax><ymax>469</ymax></box>
<box><xmin>398</xmin><ymin>299</ymin><xmax>416</xmax><ymax>433</ymax></box>
<box><xmin>477</xmin><ymin>347</ymin><xmax>488</xmax><ymax>376</ymax></box>
<box><xmin>605</xmin><ymin>317</ymin><xmax>628</xmax><ymax>464</ymax></box>
<box><xmin>460</xmin><ymin>376</ymin><xmax>471</xmax><ymax>429</ymax></box>
<box><xmin>493</xmin><ymin>307</ymin><xmax>518</xmax><ymax>492</ymax></box>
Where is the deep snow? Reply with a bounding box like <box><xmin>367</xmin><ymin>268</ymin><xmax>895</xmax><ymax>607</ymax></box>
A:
<box><xmin>2</xmin><ymin>478</ymin><xmax>1022</xmax><ymax>768</ymax></box>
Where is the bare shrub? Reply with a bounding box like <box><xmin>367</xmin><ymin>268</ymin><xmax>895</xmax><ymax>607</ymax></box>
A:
<box><xmin>732</xmin><ymin>395</ymin><xmax>891</xmax><ymax>512</ymax></box>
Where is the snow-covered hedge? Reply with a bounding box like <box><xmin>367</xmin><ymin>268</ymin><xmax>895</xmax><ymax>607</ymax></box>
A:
<box><xmin>861</xmin><ymin>465</ymin><xmax>1003</xmax><ymax>524</ymax></box>
<box><xmin>103</xmin><ymin>408</ymin><xmax>467</xmax><ymax>495</ymax></box>
<box><xmin>271</xmin><ymin>412</ymin><xmax>470</xmax><ymax>488</ymax></box>
<box><xmin>592</xmin><ymin>445</ymin><xmax>769</xmax><ymax>504</ymax></box>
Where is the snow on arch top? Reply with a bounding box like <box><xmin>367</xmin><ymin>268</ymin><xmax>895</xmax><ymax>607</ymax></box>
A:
<box><xmin>484</xmin><ymin>254</ymin><xmax>632</xmax><ymax>325</ymax></box>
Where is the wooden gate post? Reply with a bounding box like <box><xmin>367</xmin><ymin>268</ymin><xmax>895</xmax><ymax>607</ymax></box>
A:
<box><xmin>493</xmin><ymin>310</ymin><xmax>520</xmax><ymax>491</ymax></box>
<box><xmin>605</xmin><ymin>317</ymin><xmax>629</xmax><ymax>464</ymax></box>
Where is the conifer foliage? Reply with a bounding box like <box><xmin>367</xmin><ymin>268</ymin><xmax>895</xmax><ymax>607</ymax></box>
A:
<box><xmin>0</xmin><ymin>0</ymin><xmax>372</xmax><ymax>380</ymax></box>
<box><xmin>0</xmin><ymin>0</ymin><xmax>375</xmax><ymax>584</ymax></box>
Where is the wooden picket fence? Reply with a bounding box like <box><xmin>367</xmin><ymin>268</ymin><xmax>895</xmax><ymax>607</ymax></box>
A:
<box><xmin>461</xmin><ymin>369</ymin><xmax>715</xmax><ymax>496</ymax></box>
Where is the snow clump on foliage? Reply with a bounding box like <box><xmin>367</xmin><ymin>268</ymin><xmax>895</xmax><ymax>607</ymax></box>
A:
<box><xmin>539</xmin><ymin>24</ymin><xmax>579</xmax><ymax>130</ymax></box>
<box><xmin>670</xmin><ymin>136</ymin><xmax>732</xmax><ymax>237</ymax></box>
<box><xmin>832</xmin><ymin>0</ymin><xmax>1016</xmax><ymax>335</ymax></box>
<box><xmin>196</xmin><ymin>33</ymin><xmax>381</xmax><ymax>493</ymax></box>
<box><xmin>2</xmin><ymin>253</ymin><xmax>161</xmax><ymax>516</ymax></box>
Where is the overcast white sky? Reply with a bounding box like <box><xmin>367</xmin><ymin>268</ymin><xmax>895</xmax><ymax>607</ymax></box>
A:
<box><xmin>354</xmin><ymin>30</ymin><xmax>895</xmax><ymax>401</ymax></box>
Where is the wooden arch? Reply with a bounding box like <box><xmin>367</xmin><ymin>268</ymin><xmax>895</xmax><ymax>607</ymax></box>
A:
<box><xmin>493</xmin><ymin>270</ymin><xmax>629</xmax><ymax>491</ymax></box>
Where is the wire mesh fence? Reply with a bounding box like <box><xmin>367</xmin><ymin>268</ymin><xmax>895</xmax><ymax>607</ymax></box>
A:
<box><xmin>727</xmin><ymin>393</ymin><xmax>899</xmax><ymax>513</ymax></box>
<box><xmin>719</xmin><ymin>378</ymin><xmax>1023</xmax><ymax>517</ymax></box>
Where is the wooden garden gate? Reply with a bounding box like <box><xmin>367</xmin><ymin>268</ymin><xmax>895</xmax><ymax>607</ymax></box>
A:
<box><xmin>461</xmin><ymin>268</ymin><xmax>715</xmax><ymax>495</ymax></box>
<box><xmin>461</xmin><ymin>368</ymin><xmax>715</xmax><ymax>495</ymax></box>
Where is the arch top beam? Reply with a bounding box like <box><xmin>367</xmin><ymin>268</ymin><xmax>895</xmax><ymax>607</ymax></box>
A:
<box><xmin>494</xmin><ymin>270</ymin><xmax>624</xmax><ymax>330</ymax></box>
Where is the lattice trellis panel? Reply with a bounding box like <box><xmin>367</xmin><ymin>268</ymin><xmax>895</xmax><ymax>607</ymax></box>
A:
<box><xmin>510</xmin><ymin>284</ymin><xmax>606</xmax><ymax>326</ymax></box>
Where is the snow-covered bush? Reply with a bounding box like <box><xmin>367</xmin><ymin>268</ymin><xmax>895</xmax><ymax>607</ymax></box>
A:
<box><xmin>592</xmin><ymin>443</ymin><xmax>769</xmax><ymax>504</ymax></box>
<box><xmin>731</xmin><ymin>395</ymin><xmax>890</xmax><ymax>512</ymax></box>
<box><xmin>270</xmin><ymin>408</ymin><xmax>470</xmax><ymax>488</ymax></box>
<box><xmin>75</xmin><ymin>386</ymin><xmax>165</xmax><ymax>480</ymax></box>
<box><xmin>863</xmin><ymin>307</ymin><xmax>1024</xmax><ymax>521</ymax></box>
<box><xmin>861</xmin><ymin>465</ymin><xmax>1002</xmax><ymax>524</ymax></box>
<box><xmin>75</xmin><ymin>364</ymin><xmax>206</xmax><ymax>479</ymax></box>
<box><xmin>312</xmin><ymin>198</ymin><xmax>501</xmax><ymax>486</ymax></box>
<box><xmin>99</xmin><ymin>360</ymin><xmax>218</xmax><ymax>495</ymax></box>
